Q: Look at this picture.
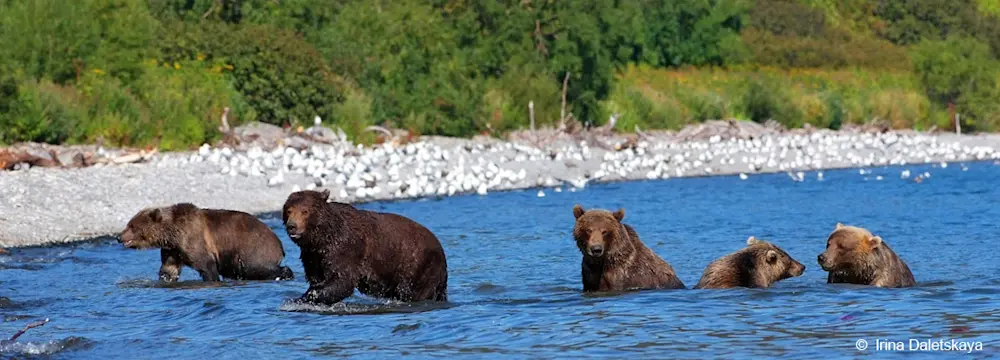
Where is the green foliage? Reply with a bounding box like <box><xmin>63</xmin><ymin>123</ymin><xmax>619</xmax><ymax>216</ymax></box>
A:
<box><xmin>979</xmin><ymin>0</ymin><xmax>1000</xmax><ymax>16</ymax></box>
<box><xmin>158</xmin><ymin>21</ymin><xmax>345</xmax><ymax>127</ymax></box>
<box><xmin>606</xmin><ymin>65</ymin><xmax>931</xmax><ymax>130</ymax></box>
<box><xmin>4</xmin><ymin>0</ymin><xmax>1000</xmax><ymax>148</ymax></box>
<box><xmin>910</xmin><ymin>37</ymin><xmax>1000</xmax><ymax>131</ymax></box>
<box><xmin>0</xmin><ymin>0</ymin><xmax>158</xmax><ymax>85</ymax></box>
<box><xmin>741</xmin><ymin>0</ymin><xmax>910</xmax><ymax>69</ymax></box>
<box><xmin>315</xmin><ymin>1</ymin><xmax>481</xmax><ymax>136</ymax></box>
<box><xmin>0</xmin><ymin>79</ymin><xmax>80</xmax><ymax>144</ymax></box>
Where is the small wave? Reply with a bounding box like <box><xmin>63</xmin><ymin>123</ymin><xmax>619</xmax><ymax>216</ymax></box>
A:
<box><xmin>0</xmin><ymin>297</ymin><xmax>15</xmax><ymax>309</ymax></box>
<box><xmin>278</xmin><ymin>298</ymin><xmax>452</xmax><ymax>315</ymax></box>
<box><xmin>472</xmin><ymin>283</ymin><xmax>506</xmax><ymax>294</ymax></box>
<box><xmin>115</xmin><ymin>278</ymin><xmax>247</xmax><ymax>290</ymax></box>
<box><xmin>0</xmin><ymin>337</ymin><xmax>91</xmax><ymax>356</ymax></box>
<box><xmin>0</xmin><ymin>264</ymin><xmax>45</xmax><ymax>271</ymax></box>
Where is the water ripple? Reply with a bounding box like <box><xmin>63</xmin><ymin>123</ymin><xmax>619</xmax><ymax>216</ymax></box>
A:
<box><xmin>1</xmin><ymin>162</ymin><xmax>998</xmax><ymax>358</ymax></box>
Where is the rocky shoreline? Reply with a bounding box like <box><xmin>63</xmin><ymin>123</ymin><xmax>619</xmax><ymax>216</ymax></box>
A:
<box><xmin>2</xmin><ymin>120</ymin><xmax>999</xmax><ymax>248</ymax></box>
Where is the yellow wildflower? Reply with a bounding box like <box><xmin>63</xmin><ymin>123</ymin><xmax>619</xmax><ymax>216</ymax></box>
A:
<box><xmin>173</xmin><ymin>62</ymin><xmax>181</xmax><ymax>70</ymax></box>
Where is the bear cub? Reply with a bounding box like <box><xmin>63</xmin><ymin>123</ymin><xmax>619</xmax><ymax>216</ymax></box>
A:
<box><xmin>572</xmin><ymin>204</ymin><xmax>685</xmax><ymax>292</ymax></box>
<box><xmin>694</xmin><ymin>236</ymin><xmax>805</xmax><ymax>289</ymax></box>
<box><xmin>282</xmin><ymin>189</ymin><xmax>448</xmax><ymax>305</ymax></box>
<box><xmin>817</xmin><ymin>223</ymin><xmax>915</xmax><ymax>288</ymax></box>
<box><xmin>119</xmin><ymin>203</ymin><xmax>293</xmax><ymax>282</ymax></box>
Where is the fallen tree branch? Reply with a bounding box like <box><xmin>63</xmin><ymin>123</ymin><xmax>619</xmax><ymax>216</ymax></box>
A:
<box><xmin>8</xmin><ymin>319</ymin><xmax>49</xmax><ymax>342</ymax></box>
<box><xmin>111</xmin><ymin>149</ymin><xmax>158</xmax><ymax>165</ymax></box>
<box><xmin>634</xmin><ymin>125</ymin><xmax>652</xmax><ymax>141</ymax></box>
<box><xmin>364</xmin><ymin>125</ymin><xmax>394</xmax><ymax>140</ymax></box>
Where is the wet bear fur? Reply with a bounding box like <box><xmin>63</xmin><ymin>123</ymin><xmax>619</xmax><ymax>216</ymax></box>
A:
<box><xmin>572</xmin><ymin>204</ymin><xmax>685</xmax><ymax>292</ymax></box>
<box><xmin>817</xmin><ymin>223</ymin><xmax>915</xmax><ymax>288</ymax></box>
<box><xmin>694</xmin><ymin>236</ymin><xmax>805</xmax><ymax>289</ymax></box>
<box><xmin>282</xmin><ymin>189</ymin><xmax>448</xmax><ymax>305</ymax></box>
<box><xmin>119</xmin><ymin>203</ymin><xmax>293</xmax><ymax>282</ymax></box>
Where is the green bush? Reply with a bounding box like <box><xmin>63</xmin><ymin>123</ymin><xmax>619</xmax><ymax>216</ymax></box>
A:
<box><xmin>0</xmin><ymin>79</ymin><xmax>81</xmax><ymax>144</ymax></box>
<box><xmin>911</xmin><ymin>37</ymin><xmax>1000</xmax><ymax>131</ymax></box>
<box><xmin>0</xmin><ymin>0</ymin><xmax>157</xmax><ymax>85</ymax></box>
<box><xmin>741</xmin><ymin>0</ymin><xmax>912</xmax><ymax>70</ymax></box>
<box><xmin>314</xmin><ymin>1</ymin><xmax>482</xmax><ymax>136</ymax></box>
<box><xmin>605</xmin><ymin>65</ymin><xmax>930</xmax><ymax>131</ymax></box>
<box><xmin>132</xmin><ymin>61</ymin><xmax>254</xmax><ymax>150</ymax></box>
<box><xmin>158</xmin><ymin>21</ymin><xmax>345</xmax><ymax>127</ymax></box>
<box><xmin>330</xmin><ymin>86</ymin><xmax>377</xmax><ymax>144</ymax></box>
<box><xmin>481</xmin><ymin>60</ymin><xmax>563</xmax><ymax>132</ymax></box>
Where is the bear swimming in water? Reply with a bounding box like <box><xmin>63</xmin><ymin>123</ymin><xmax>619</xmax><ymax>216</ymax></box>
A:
<box><xmin>817</xmin><ymin>223</ymin><xmax>915</xmax><ymax>288</ymax></box>
<box><xmin>572</xmin><ymin>204</ymin><xmax>685</xmax><ymax>292</ymax></box>
<box><xmin>695</xmin><ymin>236</ymin><xmax>805</xmax><ymax>289</ymax></box>
<box><xmin>119</xmin><ymin>203</ymin><xmax>293</xmax><ymax>282</ymax></box>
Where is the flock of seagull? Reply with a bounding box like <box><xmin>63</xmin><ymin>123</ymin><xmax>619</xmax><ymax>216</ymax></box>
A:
<box><xmin>160</xmin><ymin>130</ymin><xmax>999</xmax><ymax>202</ymax></box>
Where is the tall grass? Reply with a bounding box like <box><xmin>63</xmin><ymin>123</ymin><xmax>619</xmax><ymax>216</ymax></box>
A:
<box><xmin>602</xmin><ymin>65</ymin><xmax>939</xmax><ymax>131</ymax></box>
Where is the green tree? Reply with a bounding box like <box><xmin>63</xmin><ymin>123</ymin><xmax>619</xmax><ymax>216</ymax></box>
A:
<box><xmin>911</xmin><ymin>37</ymin><xmax>1000</xmax><ymax>131</ymax></box>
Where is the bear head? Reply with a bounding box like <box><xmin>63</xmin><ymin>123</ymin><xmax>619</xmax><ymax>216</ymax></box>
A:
<box><xmin>119</xmin><ymin>203</ymin><xmax>199</xmax><ymax>249</ymax></box>
<box><xmin>745</xmin><ymin>236</ymin><xmax>806</xmax><ymax>284</ymax></box>
<box><xmin>572</xmin><ymin>204</ymin><xmax>627</xmax><ymax>260</ymax></box>
<box><xmin>817</xmin><ymin>223</ymin><xmax>883</xmax><ymax>272</ymax></box>
<box><xmin>282</xmin><ymin>189</ymin><xmax>331</xmax><ymax>243</ymax></box>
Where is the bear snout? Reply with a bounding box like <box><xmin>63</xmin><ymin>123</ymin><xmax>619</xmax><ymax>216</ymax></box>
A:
<box><xmin>791</xmin><ymin>261</ymin><xmax>806</xmax><ymax>276</ymax></box>
<box><xmin>284</xmin><ymin>222</ymin><xmax>302</xmax><ymax>239</ymax></box>
<box><xmin>817</xmin><ymin>253</ymin><xmax>833</xmax><ymax>271</ymax></box>
<box><xmin>588</xmin><ymin>244</ymin><xmax>605</xmax><ymax>257</ymax></box>
<box><xmin>118</xmin><ymin>229</ymin><xmax>136</xmax><ymax>248</ymax></box>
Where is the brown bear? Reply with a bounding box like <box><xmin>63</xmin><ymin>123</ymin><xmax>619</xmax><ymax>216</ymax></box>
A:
<box><xmin>694</xmin><ymin>236</ymin><xmax>805</xmax><ymax>289</ymax></box>
<box><xmin>281</xmin><ymin>189</ymin><xmax>448</xmax><ymax>305</ymax></box>
<box><xmin>817</xmin><ymin>223</ymin><xmax>916</xmax><ymax>288</ymax></box>
<box><xmin>119</xmin><ymin>203</ymin><xmax>293</xmax><ymax>282</ymax></box>
<box><xmin>572</xmin><ymin>204</ymin><xmax>685</xmax><ymax>292</ymax></box>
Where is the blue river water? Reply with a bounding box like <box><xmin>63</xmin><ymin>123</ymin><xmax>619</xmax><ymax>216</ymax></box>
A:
<box><xmin>1</xmin><ymin>162</ymin><xmax>998</xmax><ymax>359</ymax></box>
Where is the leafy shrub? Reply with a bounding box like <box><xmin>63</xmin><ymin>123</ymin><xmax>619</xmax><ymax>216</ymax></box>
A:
<box><xmin>0</xmin><ymin>0</ymin><xmax>157</xmax><ymax>85</ymax></box>
<box><xmin>158</xmin><ymin>21</ymin><xmax>345</xmax><ymax>127</ymax></box>
<box><xmin>481</xmin><ymin>61</ymin><xmax>563</xmax><ymax>132</ymax></box>
<box><xmin>605</xmin><ymin>65</ymin><xmax>929</xmax><ymax>130</ymax></box>
<box><xmin>0</xmin><ymin>79</ymin><xmax>82</xmax><ymax>144</ymax></box>
<box><xmin>911</xmin><ymin>37</ymin><xmax>1000</xmax><ymax>131</ymax></box>
<box><xmin>741</xmin><ymin>0</ymin><xmax>911</xmax><ymax>70</ymax></box>
<box><xmin>132</xmin><ymin>61</ymin><xmax>254</xmax><ymax>150</ymax></box>
<box><xmin>314</xmin><ymin>1</ymin><xmax>482</xmax><ymax>136</ymax></box>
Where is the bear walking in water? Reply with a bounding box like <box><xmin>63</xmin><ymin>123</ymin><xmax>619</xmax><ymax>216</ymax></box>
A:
<box><xmin>817</xmin><ymin>223</ymin><xmax>916</xmax><ymax>288</ymax></box>
<box><xmin>694</xmin><ymin>236</ymin><xmax>805</xmax><ymax>289</ymax></box>
<box><xmin>572</xmin><ymin>204</ymin><xmax>685</xmax><ymax>292</ymax></box>
<box><xmin>119</xmin><ymin>203</ymin><xmax>293</xmax><ymax>282</ymax></box>
<box><xmin>282</xmin><ymin>189</ymin><xmax>448</xmax><ymax>305</ymax></box>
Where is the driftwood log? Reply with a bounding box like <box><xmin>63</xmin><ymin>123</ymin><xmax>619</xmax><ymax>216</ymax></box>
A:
<box><xmin>7</xmin><ymin>319</ymin><xmax>49</xmax><ymax>342</ymax></box>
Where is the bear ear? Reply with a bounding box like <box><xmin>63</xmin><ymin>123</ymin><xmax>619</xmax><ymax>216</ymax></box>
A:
<box><xmin>765</xmin><ymin>249</ymin><xmax>779</xmax><ymax>264</ymax></box>
<box><xmin>868</xmin><ymin>235</ymin><xmax>883</xmax><ymax>249</ymax></box>
<box><xmin>320</xmin><ymin>188</ymin><xmax>331</xmax><ymax>200</ymax></box>
<box><xmin>149</xmin><ymin>208</ymin><xmax>162</xmax><ymax>222</ymax></box>
<box><xmin>613</xmin><ymin>208</ymin><xmax>625</xmax><ymax>222</ymax></box>
<box><xmin>573</xmin><ymin>204</ymin><xmax>585</xmax><ymax>219</ymax></box>
<box><xmin>747</xmin><ymin>236</ymin><xmax>762</xmax><ymax>246</ymax></box>
<box><xmin>835</xmin><ymin>222</ymin><xmax>845</xmax><ymax>230</ymax></box>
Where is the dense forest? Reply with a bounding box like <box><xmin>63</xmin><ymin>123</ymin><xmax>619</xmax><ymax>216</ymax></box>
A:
<box><xmin>1</xmin><ymin>0</ymin><xmax>999</xmax><ymax>149</ymax></box>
